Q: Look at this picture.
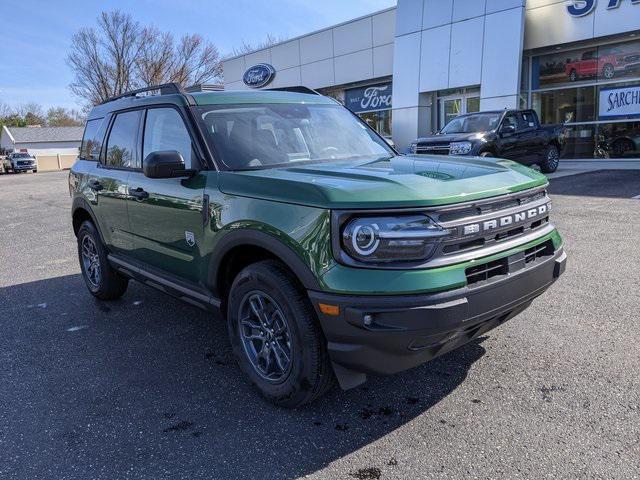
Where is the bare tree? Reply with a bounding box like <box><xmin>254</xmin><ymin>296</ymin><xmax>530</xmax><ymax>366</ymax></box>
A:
<box><xmin>135</xmin><ymin>28</ymin><xmax>175</xmax><ymax>87</ymax></box>
<box><xmin>67</xmin><ymin>10</ymin><xmax>223</xmax><ymax>106</ymax></box>
<box><xmin>230</xmin><ymin>34</ymin><xmax>287</xmax><ymax>57</ymax></box>
<box><xmin>46</xmin><ymin>107</ymin><xmax>84</xmax><ymax>127</ymax></box>
<box><xmin>135</xmin><ymin>31</ymin><xmax>222</xmax><ymax>87</ymax></box>
<box><xmin>68</xmin><ymin>11</ymin><xmax>143</xmax><ymax>105</ymax></box>
<box><xmin>0</xmin><ymin>102</ymin><xmax>12</xmax><ymax>118</ymax></box>
<box><xmin>15</xmin><ymin>103</ymin><xmax>46</xmax><ymax>126</ymax></box>
<box><xmin>0</xmin><ymin>102</ymin><xmax>83</xmax><ymax>128</ymax></box>
<box><xmin>167</xmin><ymin>34</ymin><xmax>222</xmax><ymax>86</ymax></box>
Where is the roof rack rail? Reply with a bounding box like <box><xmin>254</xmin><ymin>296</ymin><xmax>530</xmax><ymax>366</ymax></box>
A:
<box><xmin>100</xmin><ymin>83</ymin><xmax>185</xmax><ymax>105</ymax></box>
<box><xmin>266</xmin><ymin>86</ymin><xmax>321</xmax><ymax>95</ymax></box>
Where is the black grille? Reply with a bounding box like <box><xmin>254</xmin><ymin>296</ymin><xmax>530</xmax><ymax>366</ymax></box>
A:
<box><xmin>465</xmin><ymin>258</ymin><xmax>508</xmax><ymax>285</ymax></box>
<box><xmin>416</xmin><ymin>143</ymin><xmax>450</xmax><ymax>155</ymax></box>
<box><xmin>524</xmin><ymin>240</ymin><xmax>554</xmax><ymax>265</ymax></box>
<box><xmin>465</xmin><ymin>240</ymin><xmax>555</xmax><ymax>287</ymax></box>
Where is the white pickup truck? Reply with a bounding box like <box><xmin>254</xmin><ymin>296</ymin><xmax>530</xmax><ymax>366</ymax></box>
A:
<box><xmin>3</xmin><ymin>152</ymin><xmax>38</xmax><ymax>173</ymax></box>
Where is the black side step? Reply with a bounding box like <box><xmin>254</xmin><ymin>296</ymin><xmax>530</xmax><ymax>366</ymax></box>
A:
<box><xmin>107</xmin><ymin>255</ymin><xmax>221</xmax><ymax>311</ymax></box>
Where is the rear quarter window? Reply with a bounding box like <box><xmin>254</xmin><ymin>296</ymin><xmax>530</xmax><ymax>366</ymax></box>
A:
<box><xmin>80</xmin><ymin>118</ymin><xmax>106</xmax><ymax>161</ymax></box>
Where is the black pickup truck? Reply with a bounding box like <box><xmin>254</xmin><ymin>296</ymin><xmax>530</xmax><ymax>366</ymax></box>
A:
<box><xmin>410</xmin><ymin>109</ymin><xmax>565</xmax><ymax>173</ymax></box>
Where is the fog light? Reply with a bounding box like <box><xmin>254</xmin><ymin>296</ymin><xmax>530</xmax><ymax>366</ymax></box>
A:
<box><xmin>363</xmin><ymin>314</ymin><xmax>373</xmax><ymax>327</ymax></box>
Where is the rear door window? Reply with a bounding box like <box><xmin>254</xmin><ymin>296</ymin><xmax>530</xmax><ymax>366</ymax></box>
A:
<box><xmin>104</xmin><ymin>111</ymin><xmax>142</xmax><ymax>169</ymax></box>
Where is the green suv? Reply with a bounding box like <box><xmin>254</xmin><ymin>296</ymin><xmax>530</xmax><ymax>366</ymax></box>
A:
<box><xmin>69</xmin><ymin>84</ymin><xmax>567</xmax><ymax>407</ymax></box>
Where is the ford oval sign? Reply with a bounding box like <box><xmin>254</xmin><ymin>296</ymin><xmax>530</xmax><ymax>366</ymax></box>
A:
<box><xmin>243</xmin><ymin>64</ymin><xmax>276</xmax><ymax>88</ymax></box>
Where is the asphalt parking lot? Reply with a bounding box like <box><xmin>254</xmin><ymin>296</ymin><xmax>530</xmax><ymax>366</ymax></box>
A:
<box><xmin>1</xmin><ymin>170</ymin><xmax>639</xmax><ymax>480</ymax></box>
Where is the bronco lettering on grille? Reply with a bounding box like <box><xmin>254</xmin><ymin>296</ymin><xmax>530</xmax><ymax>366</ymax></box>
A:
<box><xmin>462</xmin><ymin>204</ymin><xmax>549</xmax><ymax>236</ymax></box>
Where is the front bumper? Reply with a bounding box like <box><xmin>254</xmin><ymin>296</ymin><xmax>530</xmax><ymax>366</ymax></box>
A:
<box><xmin>309</xmin><ymin>247</ymin><xmax>566</xmax><ymax>389</ymax></box>
<box><xmin>13</xmin><ymin>164</ymin><xmax>36</xmax><ymax>171</ymax></box>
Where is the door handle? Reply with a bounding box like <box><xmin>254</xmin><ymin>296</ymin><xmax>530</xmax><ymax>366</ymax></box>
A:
<box><xmin>130</xmin><ymin>187</ymin><xmax>149</xmax><ymax>200</ymax></box>
<box><xmin>89</xmin><ymin>180</ymin><xmax>103</xmax><ymax>191</ymax></box>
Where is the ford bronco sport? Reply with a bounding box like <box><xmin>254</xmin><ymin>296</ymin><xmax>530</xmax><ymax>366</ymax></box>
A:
<box><xmin>69</xmin><ymin>84</ymin><xmax>567</xmax><ymax>407</ymax></box>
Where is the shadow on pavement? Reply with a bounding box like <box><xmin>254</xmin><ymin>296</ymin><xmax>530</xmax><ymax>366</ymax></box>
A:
<box><xmin>548</xmin><ymin>169</ymin><xmax>640</xmax><ymax>198</ymax></box>
<box><xmin>0</xmin><ymin>274</ymin><xmax>487</xmax><ymax>480</ymax></box>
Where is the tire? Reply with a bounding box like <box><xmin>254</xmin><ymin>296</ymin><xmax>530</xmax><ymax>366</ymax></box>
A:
<box><xmin>569</xmin><ymin>69</ymin><xmax>577</xmax><ymax>82</ymax></box>
<box><xmin>539</xmin><ymin>144</ymin><xmax>560</xmax><ymax>173</ymax></box>
<box><xmin>479</xmin><ymin>151</ymin><xmax>494</xmax><ymax>158</ymax></box>
<box><xmin>612</xmin><ymin>139</ymin><xmax>634</xmax><ymax>158</ymax></box>
<box><xmin>33</xmin><ymin>170</ymin><xmax>37</xmax><ymax>173</ymax></box>
<box><xmin>602</xmin><ymin>63</ymin><xmax>615</xmax><ymax>80</ymax></box>
<box><xmin>227</xmin><ymin>260</ymin><xmax>334</xmax><ymax>407</ymax></box>
<box><xmin>77</xmin><ymin>220</ymin><xmax>128</xmax><ymax>300</ymax></box>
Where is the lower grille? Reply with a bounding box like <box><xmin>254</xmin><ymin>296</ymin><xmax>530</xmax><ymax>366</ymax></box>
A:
<box><xmin>465</xmin><ymin>258</ymin><xmax>508</xmax><ymax>285</ymax></box>
<box><xmin>524</xmin><ymin>240</ymin><xmax>554</xmax><ymax>265</ymax></box>
<box><xmin>465</xmin><ymin>240</ymin><xmax>555</xmax><ymax>287</ymax></box>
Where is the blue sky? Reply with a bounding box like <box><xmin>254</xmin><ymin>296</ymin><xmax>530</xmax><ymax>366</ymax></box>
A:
<box><xmin>0</xmin><ymin>0</ymin><xmax>396</xmax><ymax>110</ymax></box>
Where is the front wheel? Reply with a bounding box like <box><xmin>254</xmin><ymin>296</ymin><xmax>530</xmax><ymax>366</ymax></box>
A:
<box><xmin>540</xmin><ymin>144</ymin><xmax>560</xmax><ymax>174</ymax></box>
<box><xmin>227</xmin><ymin>260</ymin><xmax>334</xmax><ymax>407</ymax></box>
<box><xmin>77</xmin><ymin>221</ymin><xmax>128</xmax><ymax>300</ymax></box>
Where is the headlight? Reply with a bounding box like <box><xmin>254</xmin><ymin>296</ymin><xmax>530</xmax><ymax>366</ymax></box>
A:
<box><xmin>449</xmin><ymin>141</ymin><xmax>472</xmax><ymax>155</ymax></box>
<box><xmin>341</xmin><ymin>215</ymin><xmax>450</xmax><ymax>263</ymax></box>
<box><xmin>410</xmin><ymin>143</ymin><xmax>418</xmax><ymax>154</ymax></box>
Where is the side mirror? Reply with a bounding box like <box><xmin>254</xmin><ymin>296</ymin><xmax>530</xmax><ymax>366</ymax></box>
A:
<box><xmin>143</xmin><ymin>151</ymin><xmax>194</xmax><ymax>179</ymax></box>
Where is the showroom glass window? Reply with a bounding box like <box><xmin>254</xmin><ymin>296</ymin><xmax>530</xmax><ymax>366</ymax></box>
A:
<box><xmin>526</xmin><ymin>37</ymin><xmax>640</xmax><ymax>159</ymax></box>
<box><xmin>344</xmin><ymin>82</ymin><xmax>393</xmax><ymax>137</ymax></box>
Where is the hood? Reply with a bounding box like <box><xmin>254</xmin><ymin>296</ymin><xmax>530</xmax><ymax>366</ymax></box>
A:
<box><xmin>219</xmin><ymin>156</ymin><xmax>548</xmax><ymax>210</ymax></box>
<box><xmin>415</xmin><ymin>132</ymin><xmax>493</xmax><ymax>144</ymax></box>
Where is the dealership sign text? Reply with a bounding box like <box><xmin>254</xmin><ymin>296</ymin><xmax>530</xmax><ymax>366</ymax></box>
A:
<box><xmin>567</xmin><ymin>0</ymin><xmax>640</xmax><ymax>17</ymax></box>
<box><xmin>345</xmin><ymin>83</ymin><xmax>393</xmax><ymax>114</ymax></box>
<box><xmin>599</xmin><ymin>85</ymin><xmax>640</xmax><ymax>118</ymax></box>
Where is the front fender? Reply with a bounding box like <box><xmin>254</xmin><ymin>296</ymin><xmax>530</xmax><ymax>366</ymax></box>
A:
<box><xmin>206</xmin><ymin>227</ymin><xmax>324</xmax><ymax>297</ymax></box>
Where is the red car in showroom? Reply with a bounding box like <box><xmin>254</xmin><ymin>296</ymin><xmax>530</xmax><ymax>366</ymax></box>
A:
<box><xmin>565</xmin><ymin>47</ymin><xmax>638</xmax><ymax>82</ymax></box>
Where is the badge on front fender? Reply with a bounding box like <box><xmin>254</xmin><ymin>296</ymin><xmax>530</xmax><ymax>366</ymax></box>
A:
<box><xmin>185</xmin><ymin>231</ymin><xmax>196</xmax><ymax>247</ymax></box>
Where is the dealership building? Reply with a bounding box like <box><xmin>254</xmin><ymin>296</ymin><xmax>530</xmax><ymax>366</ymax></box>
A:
<box><xmin>222</xmin><ymin>0</ymin><xmax>640</xmax><ymax>158</ymax></box>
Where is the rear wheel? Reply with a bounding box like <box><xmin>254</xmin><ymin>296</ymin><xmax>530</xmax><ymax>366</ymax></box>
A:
<box><xmin>227</xmin><ymin>260</ymin><xmax>334</xmax><ymax>407</ymax></box>
<box><xmin>77</xmin><ymin>221</ymin><xmax>128</xmax><ymax>300</ymax></box>
<box><xmin>569</xmin><ymin>69</ymin><xmax>578</xmax><ymax>82</ymax></box>
<box><xmin>539</xmin><ymin>144</ymin><xmax>560</xmax><ymax>173</ymax></box>
<box><xmin>602</xmin><ymin>63</ymin><xmax>615</xmax><ymax>80</ymax></box>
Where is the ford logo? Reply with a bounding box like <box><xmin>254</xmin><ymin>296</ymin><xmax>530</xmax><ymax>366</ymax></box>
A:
<box><xmin>243</xmin><ymin>64</ymin><xmax>276</xmax><ymax>88</ymax></box>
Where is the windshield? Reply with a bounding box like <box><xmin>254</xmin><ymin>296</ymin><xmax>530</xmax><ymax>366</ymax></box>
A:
<box><xmin>197</xmin><ymin>103</ymin><xmax>393</xmax><ymax>170</ymax></box>
<box><xmin>440</xmin><ymin>113</ymin><xmax>502</xmax><ymax>134</ymax></box>
<box><xmin>13</xmin><ymin>153</ymin><xmax>32</xmax><ymax>159</ymax></box>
